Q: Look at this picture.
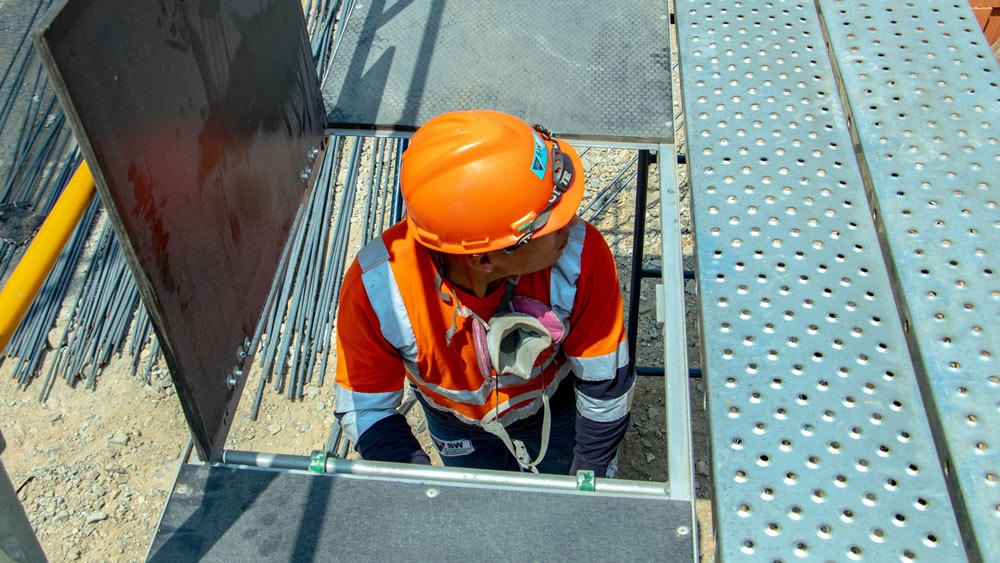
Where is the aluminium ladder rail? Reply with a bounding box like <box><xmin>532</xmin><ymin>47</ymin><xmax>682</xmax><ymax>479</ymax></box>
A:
<box><xmin>677</xmin><ymin>1</ymin><xmax>997</xmax><ymax>561</ymax></box>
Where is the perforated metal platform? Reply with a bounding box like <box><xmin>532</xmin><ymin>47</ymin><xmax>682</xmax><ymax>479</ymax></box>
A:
<box><xmin>819</xmin><ymin>2</ymin><xmax>1000</xmax><ymax>558</ymax></box>
<box><xmin>677</xmin><ymin>1</ymin><xmax>974</xmax><ymax>560</ymax></box>
<box><xmin>321</xmin><ymin>0</ymin><xmax>674</xmax><ymax>142</ymax></box>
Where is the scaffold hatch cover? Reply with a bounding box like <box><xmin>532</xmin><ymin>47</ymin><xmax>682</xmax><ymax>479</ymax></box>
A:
<box><xmin>33</xmin><ymin>0</ymin><xmax>326</xmax><ymax>460</ymax></box>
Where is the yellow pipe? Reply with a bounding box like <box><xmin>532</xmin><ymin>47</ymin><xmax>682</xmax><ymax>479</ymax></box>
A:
<box><xmin>0</xmin><ymin>161</ymin><xmax>96</xmax><ymax>353</ymax></box>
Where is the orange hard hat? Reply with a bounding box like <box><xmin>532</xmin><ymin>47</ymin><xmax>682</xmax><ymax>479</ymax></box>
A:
<box><xmin>400</xmin><ymin>110</ymin><xmax>585</xmax><ymax>254</ymax></box>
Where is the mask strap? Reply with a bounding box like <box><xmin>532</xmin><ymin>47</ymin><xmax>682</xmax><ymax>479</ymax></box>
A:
<box><xmin>436</xmin><ymin>266</ymin><xmax>552</xmax><ymax>464</ymax></box>
<box><xmin>480</xmin><ymin>387</ymin><xmax>552</xmax><ymax>473</ymax></box>
<box><xmin>498</xmin><ymin>275</ymin><xmax>520</xmax><ymax>312</ymax></box>
<box><xmin>434</xmin><ymin>271</ymin><xmax>452</xmax><ymax>304</ymax></box>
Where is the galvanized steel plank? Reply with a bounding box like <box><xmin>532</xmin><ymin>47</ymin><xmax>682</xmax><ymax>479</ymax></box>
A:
<box><xmin>819</xmin><ymin>1</ymin><xmax>1000</xmax><ymax>559</ymax></box>
<box><xmin>676</xmin><ymin>1</ymin><xmax>966</xmax><ymax>560</ymax></box>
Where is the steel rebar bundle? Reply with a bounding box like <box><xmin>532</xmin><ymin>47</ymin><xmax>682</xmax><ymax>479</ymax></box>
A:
<box><xmin>0</xmin><ymin>0</ymin><xmax>78</xmax><ymax>284</ymax></box>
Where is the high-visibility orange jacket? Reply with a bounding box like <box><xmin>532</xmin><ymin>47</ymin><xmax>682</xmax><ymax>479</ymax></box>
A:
<box><xmin>334</xmin><ymin>218</ymin><xmax>634</xmax><ymax>472</ymax></box>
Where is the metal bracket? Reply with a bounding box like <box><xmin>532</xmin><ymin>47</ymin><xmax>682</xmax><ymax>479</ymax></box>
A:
<box><xmin>655</xmin><ymin>283</ymin><xmax>666</xmax><ymax>325</ymax></box>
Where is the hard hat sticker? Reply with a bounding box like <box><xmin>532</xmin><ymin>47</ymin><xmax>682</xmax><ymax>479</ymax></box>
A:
<box><xmin>530</xmin><ymin>131</ymin><xmax>548</xmax><ymax>180</ymax></box>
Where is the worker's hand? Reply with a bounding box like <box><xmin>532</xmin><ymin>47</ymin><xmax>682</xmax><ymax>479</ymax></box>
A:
<box><xmin>354</xmin><ymin>414</ymin><xmax>432</xmax><ymax>464</ymax></box>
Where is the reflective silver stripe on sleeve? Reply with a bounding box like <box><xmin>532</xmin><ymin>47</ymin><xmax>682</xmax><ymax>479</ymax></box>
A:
<box><xmin>358</xmin><ymin>239</ymin><xmax>418</xmax><ymax>364</ymax></box>
<box><xmin>549</xmin><ymin>218</ymin><xmax>586</xmax><ymax>325</ymax></box>
<box><xmin>569</xmin><ymin>339</ymin><xmax>630</xmax><ymax>382</ymax></box>
<box><xmin>333</xmin><ymin>382</ymin><xmax>403</xmax><ymax>443</ymax></box>
<box><xmin>576</xmin><ymin>380</ymin><xmax>635</xmax><ymax>422</ymax></box>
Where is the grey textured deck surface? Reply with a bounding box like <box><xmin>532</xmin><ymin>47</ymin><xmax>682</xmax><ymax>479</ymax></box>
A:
<box><xmin>149</xmin><ymin>464</ymin><xmax>693</xmax><ymax>562</ymax></box>
<box><xmin>322</xmin><ymin>1</ymin><xmax>674</xmax><ymax>142</ymax></box>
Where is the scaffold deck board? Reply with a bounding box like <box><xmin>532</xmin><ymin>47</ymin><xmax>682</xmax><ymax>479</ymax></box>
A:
<box><xmin>820</xmin><ymin>1</ymin><xmax>1000</xmax><ymax>558</ymax></box>
<box><xmin>148</xmin><ymin>464</ymin><xmax>693</xmax><ymax>562</ymax></box>
<box><xmin>320</xmin><ymin>0</ymin><xmax>674</xmax><ymax>142</ymax></box>
<box><xmin>676</xmin><ymin>0</ymin><xmax>972</xmax><ymax>560</ymax></box>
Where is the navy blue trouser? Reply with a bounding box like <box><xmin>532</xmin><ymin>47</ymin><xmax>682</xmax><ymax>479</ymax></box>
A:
<box><xmin>423</xmin><ymin>398</ymin><xmax>577</xmax><ymax>475</ymax></box>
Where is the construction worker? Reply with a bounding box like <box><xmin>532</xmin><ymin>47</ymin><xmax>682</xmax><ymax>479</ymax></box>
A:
<box><xmin>333</xmin><ymin>110</ymin><xmax>634</xmax><ymax>476</ymax></box>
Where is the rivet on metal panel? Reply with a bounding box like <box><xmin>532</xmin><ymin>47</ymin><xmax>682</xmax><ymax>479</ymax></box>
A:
<box><xmin>227</xmin><ymin>368</ymin><xmax>243</xmax><ymax>389</ymax></box>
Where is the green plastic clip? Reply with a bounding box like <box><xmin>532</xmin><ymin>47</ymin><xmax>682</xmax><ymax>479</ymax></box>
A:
<box><xmin>576</xmin><ymin>469</ymin><xmax>596</xmax><ymax>492</ymax></box>
<box><xmin>308</xmin><ymin>450</ymin><xmax>329</xmax><ymax>473</ymax></box>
